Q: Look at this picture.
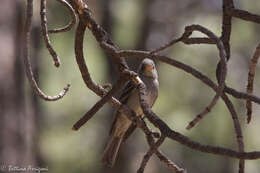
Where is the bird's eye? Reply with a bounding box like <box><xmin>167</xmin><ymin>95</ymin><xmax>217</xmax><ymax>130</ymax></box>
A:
<box><xmin>141</xmin><ymin>65</ymin><xmax>145</xmax><ymax>71</ymax></box>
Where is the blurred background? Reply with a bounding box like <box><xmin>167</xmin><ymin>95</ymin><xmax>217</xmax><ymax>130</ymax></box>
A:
<box><xmin>1</xmin><ymin>0</ymin><xmax>260</xmax><ymax>172</ymax></box>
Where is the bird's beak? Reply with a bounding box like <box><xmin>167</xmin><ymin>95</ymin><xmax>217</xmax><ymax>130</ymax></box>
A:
<box><xmin>145</xmin><ymin>65</ymin><xmax>153</xmax><ymax>71</ymax></box>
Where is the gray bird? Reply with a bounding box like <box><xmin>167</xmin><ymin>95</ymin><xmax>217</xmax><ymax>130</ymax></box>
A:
<box><xmin>102</xmin><ymin>58</ymin><xmax>159</xmax><ymax>167</ymax></box>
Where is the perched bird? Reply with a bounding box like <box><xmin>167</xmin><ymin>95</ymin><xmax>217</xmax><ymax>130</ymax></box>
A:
<box><xmin>102</xmin><ymin>58</ymin><xmax>159</xmax><ymax>167</ymax></box>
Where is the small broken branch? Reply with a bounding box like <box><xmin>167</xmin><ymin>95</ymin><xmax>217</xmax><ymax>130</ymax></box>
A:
<box><xmin>246</xmin><ymin>43</ymin><xmax>260</xmax><ymax>123</ymax></box>
<box><xmin>40</xmin><ymin>0</ymin><xmax>60</xmax><ymax>67</ymax></box>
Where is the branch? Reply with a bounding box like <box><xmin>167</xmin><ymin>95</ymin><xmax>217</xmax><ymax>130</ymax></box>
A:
<box><xmin>246</xmin><ymin>43</ymin><xmax>260</xmax><ymax>123</ymax></box>
<box><xmin>221</xmin><ymin>0</ymin><xmax>234</xmax><ymax>61</ymax></box>
<box><xmin>224</xmin><ymin>86</ymin><xmax>259</xmax><ymax>103</ymax></box>
<box><xmin>150</xmin><ymin>37</ymin><xmax>182</xmax><ymax>54</ymax></box>
<box><xmin>40</xmin><ymin>0</ymin><xmax>60</xmax><ymax>67</ymax></box>
<box><xmin>222</xmin><ymin>94</ymin><xmax>245</xmax><ymax>173</ymax></box>
<box><xmin>229</xmin><ymin>8</ymin><xmax>260</xmax><ymax>24</ymax></box>
<box><xmin>24</xmin><ymin>0</ymin><xmax>70</xmax><ymax>101</ymax></box>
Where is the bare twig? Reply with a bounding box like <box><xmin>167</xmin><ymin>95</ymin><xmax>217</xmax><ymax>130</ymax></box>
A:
<box><xmin>221</xmin><ymin>0</ymin><xmax>234</xmax><ymax>61</ymax></box>
<box><xmin>48</xmin><ymin>0</ymin><xmax>77</xmax><ymax>34</ymax></box>
<box><xmin>246</xmin><ymin>43</ymin><xmax>260</xmax><ymax>123</ymax></box>
<box><xmin>222</xmin><ymin>94</ymin><xmax>245</xmax><ymax>173</ymax></box>
<box><xmin>24</xmin><ymin>0</ymin><xmax>70</xmax><ymax>101</ymax></box>
<box><xmin>40</xmin><ymin>0</ymin><xmax>61</xmax><ymax>67</ymax></box>
<box><xmin>225</xmin><ymin>86</ymin><xmax>260</xmax><ymax>104</ymax></box>
<box><xmin>182</xmin><ymin>37</ymin><xmax>216</xmax><ymax>45</ymax></box>
<box><xmin>229</xmin><ymin>8</ymin><xmax>260</xmax><ymax>24</ymax></box>
<box><xmin>150</xmin><ymin>37</ymin><xmax>182</xmax><ymax>54</ymax></box>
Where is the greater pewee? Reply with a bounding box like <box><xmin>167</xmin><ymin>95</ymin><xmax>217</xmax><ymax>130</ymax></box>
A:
<box><xmin>102</xmin><ymin>58</ymin><xmax>159</xmax><ymax>167</ymax></box>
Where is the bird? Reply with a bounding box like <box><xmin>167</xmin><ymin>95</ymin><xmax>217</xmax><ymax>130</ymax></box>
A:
<box><xmin>102</xmin><ymin>58</ymin><xmax>159</xmax><ymax>167</ymax></box>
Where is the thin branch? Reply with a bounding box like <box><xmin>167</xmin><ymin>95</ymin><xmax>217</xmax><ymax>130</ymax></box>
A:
<box><xmin>150</xmin><ymin>36</ymin><xmax>216</xmax><ymax>54</ymax></box>
<box><xmin>229</xmin><ymin>8</ymin><xmax>260</xmax><ymax>24</ymax></box>
<box><xmin>24</xmin><ymin>0</ymin><xmax>70</xmax><ymax>101</ymax></box>
<box><xmin>224</xmin><ymin>86</ymin><xmax>260</xmax><ymax>104</ymax></box>
<box><xmin>221</xmin><ymin>0</ymin><xmax>234</xmax><ymax>61</ymax></box>
<box><xmin>48</xmin><ymin>0</ymin><xmax>77</xmax><ymax>34</ymax></box>
<box><xmin>40</xmin><ymin>0</ymin><xmax>60</xmax><ymax>67</ymax></box>
<box><xmin>246</xmin><ymin>43</ymin><xmax>260</xmax><ymax>123</ymax></box>
<box><xmin>74</xmin><ymin>19</ymin><xmax>104</xmax><ymax>95</ymax></box>
<box><xmin>222</xmin><ymin>94</ymin><xmax>245</xmax><ymax>173</ymax></box>
<box><xmin>155</xmin><ymin>151</ymin><xmax>186</xmax><ymax>173</ymax></box>
<box><xmin>182</xmin><ymin>37</ymin><xmax>216</xmax><ymax>45</ymax></box>
<box><xmin>246</xmin><ymin>44</ymin><xmax>260</xmax><ymax>123</ymax></box>
<box><xmin>150</xmin><ymin>37</ymin><xmax>182</xmax><ymax>54</ymax></box>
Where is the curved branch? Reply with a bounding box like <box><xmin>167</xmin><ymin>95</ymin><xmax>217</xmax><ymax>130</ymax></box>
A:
<box><xmin>74</xmin><ymin>20</ymin><xmax>104</xmax><ymax>94</ymax></box>
<box><xmin>181</xmin><ymin>25</ymin><xmax>227</xmax><ymax>129</ymax></box>
<box><xmin>48</xmin><ymin>0</ymin><xmax>77</xmax><ymax>34</ymax></box>
<box><xmin>24</xmin><ymin>0</ymin><xmax>70</xmax><ymax>101</ymax></box>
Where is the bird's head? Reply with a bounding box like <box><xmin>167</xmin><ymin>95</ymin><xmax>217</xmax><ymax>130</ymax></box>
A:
<box><xmin>138</xmin><ymin>58</ymin><xmax>158</xmax><ymax>79</ymax></box>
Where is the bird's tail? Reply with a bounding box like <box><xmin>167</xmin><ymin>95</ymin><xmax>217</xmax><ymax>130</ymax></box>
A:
<box><xmin>102</xmin><ymin>136</ymin><xmax>123</xmax><ymax>167</ymax></box>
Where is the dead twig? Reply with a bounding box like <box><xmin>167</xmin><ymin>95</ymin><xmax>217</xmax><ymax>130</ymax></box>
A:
<box><xmin>246</xmin><ymin>43</ymin><xmax>260</xmax><ymax>123</ymax></box>
<box><xmin>40</xmin><ymin>0</ymin><xmax>60</xmax><ymax>67</ymax></box>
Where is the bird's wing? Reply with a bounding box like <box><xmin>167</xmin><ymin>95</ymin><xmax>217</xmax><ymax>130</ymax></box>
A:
<box><xmin>109</xmin><ymin>81</ymin><xmax>136</xmax><ymax>135</ymax></box>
